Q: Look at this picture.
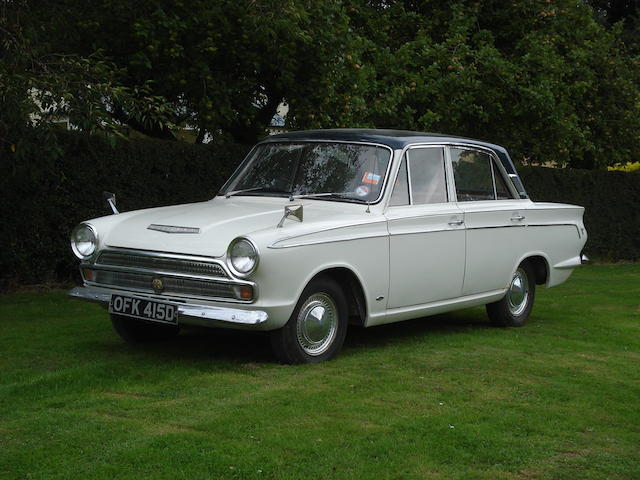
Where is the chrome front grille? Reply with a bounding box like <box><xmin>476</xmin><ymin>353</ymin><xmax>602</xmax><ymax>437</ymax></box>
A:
<box><xmin>92</xmin><ymin>270</ymin><xmax>237</xmax><ymax>299</ymax></box>
<box><xmin>97</xmin><ymin>251</ymin><xmax>228</xmax><ymax>278</ymax></box>
<box><xmin>88</xmin><ymin>249</ymin><xmax>248</xmax><ymax>301</ymax></box>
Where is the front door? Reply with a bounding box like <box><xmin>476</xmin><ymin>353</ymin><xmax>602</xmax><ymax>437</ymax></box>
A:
<box><xmin>386</xmin><ymin>147</ymin><xmax>465</xmax><ymax>309</ymax></box>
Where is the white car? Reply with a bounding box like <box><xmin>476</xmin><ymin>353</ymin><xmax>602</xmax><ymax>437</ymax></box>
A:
<box><xmin>69</xmin><ymin>129</ymin><xmax>588</xmax><ymax>363</ymax></box>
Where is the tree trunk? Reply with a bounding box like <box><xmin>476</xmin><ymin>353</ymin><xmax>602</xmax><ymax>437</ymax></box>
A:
<box><xmin>227</xmin><ymin>91</ymin><xmax>283</xmax><ymax>144</ymax></box>
<box><xmin>111</xmin><ymin>105</ymin><xmax>176</xmax><ymax>141</ymax></box>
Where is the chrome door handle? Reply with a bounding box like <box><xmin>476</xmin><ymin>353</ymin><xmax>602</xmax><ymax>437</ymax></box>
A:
<box><xmin>448</xmin><ymin>219</ymin><xmax>464</xmax><ymax>226</ymax></box>
<box><xmin>510</xmin><ymin>215</ymin><xmax>525</xmax><ymax>222</ymax></box>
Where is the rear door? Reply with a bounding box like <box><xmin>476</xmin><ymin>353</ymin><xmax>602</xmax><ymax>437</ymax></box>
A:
<box><xmin>449</xmin><ymin>147</ymin><xmax>529</xmax><ymax>296</ymax></box>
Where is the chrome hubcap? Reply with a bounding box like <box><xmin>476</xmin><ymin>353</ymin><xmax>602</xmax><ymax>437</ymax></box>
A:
<box><xmin>507</xmin><ymin>268</ymin><xmax>529</xmax><ymax>316</ymax></box>
<box><xmin>296</xmin><ymin>293</ymin><xmax>338</xmax><ymax>356</ymax></box>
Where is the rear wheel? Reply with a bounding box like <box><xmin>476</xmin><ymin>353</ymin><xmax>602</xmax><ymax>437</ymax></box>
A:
<box><xmin>110</xmin><ymin>314</ymin><xmax>180</xmax><ymax>343</ymax></box>
<box><xmin>270</xmin><ymin>277</ymin><xmax>348</xmax><ymax>364</ymax></box>
<box><xmin>486</xmin><ymin>263</ymin><xmax>536</xmax><ymax>327</ymax></box>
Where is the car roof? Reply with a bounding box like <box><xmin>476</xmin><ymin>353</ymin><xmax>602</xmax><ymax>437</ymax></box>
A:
<box><xmin>260</xmin><ymin>128</ymin><xmax>528</xmax><ymax>198</ymax></box>
<box><xmin>262</xmin><ymin>128</ymin><xmax>508</xmax><ymax>154</ymax></box>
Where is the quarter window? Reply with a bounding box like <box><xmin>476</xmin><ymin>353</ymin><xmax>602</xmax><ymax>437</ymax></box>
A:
<box><xmin>451</xmin><ymin>148</ymin><xmax>513</xmax><ymax>201</ymax></box>
<box><xmin>389</xmin><ymin>156</ymin><xmax>409</xmax><ymax>206</ymax></box>
<box><xmin>494</xmin><ymin>169</ymin><xmax>513</xmax><ymax>200</ymax></box>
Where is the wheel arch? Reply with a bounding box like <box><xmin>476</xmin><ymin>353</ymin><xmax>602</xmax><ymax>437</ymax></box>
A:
<box><xmin>519</xmin><ymin>254</ymin><xmax>549</xmax><ymax>286</ymax></box>
<box><xmin>309</xmin><ymin>267</ymin><xmax>368</xmax><ymax>327</ymax></box>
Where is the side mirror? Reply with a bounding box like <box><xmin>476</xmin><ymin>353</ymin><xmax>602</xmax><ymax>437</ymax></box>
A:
<box><xmin>103</xmin><ymin>191</ymin><xmax>119</xmax><ymax>214</ymax></box>
<box><xmin>277</xmin><ymin>204</ymin><xmax>303</xmax><ymax>228</ymax></box>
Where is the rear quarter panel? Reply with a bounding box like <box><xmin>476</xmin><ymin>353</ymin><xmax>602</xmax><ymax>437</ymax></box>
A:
<box><xmin>523</xmin><ymin>203</ymin><xmax>587</xmax><ymax>287</ymax></box>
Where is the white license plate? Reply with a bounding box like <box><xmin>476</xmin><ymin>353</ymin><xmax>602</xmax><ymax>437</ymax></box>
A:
<box><xmin>109</xmin><ymin>295</ymin><xmax>178</xmax><ymax>324</ymax></box>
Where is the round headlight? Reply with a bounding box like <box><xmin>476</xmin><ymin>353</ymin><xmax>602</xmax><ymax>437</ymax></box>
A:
<box><xmin>71</xmin><ymin>223</ymin><xmax>98</xmax><ymax>259</ymax></box>
<box><xmin>228</xmin><ymin>238</ymin><xmax>259</xmax><ymax>276</ymax></box>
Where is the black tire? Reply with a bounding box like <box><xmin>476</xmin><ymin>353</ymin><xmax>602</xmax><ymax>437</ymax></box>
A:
<box><xmin>486</xmin><ymin>262</ymin><xmax>536</xmax><ymax>327</ymax></box>
<box><xmin>110</xmin><ymin>314</ymin><xmax>180</xmax><ymax>344</ymax></box>
<box><xmin>270</xmin><ymin>276</ymin><xmax>348</xmax><ymax>364</ymax></box>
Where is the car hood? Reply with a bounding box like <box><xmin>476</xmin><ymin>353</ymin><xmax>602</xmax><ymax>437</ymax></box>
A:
<box><xmin>97</xmin><ymin>196</ymin><xmax>376</xmax><ymax>258</ymax></box>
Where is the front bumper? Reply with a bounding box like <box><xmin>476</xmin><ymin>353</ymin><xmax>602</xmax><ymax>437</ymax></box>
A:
<box><xmin>68</xmin><ymin>285</ymin><xmax>268</xmax><ymax>326</ymax></box>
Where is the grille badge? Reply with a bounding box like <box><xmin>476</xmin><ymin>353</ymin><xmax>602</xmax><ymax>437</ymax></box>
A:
<box><xmin>152</xmin><ymin>278</ymin><xmax>164</xmax><ymax>293</ymax></box>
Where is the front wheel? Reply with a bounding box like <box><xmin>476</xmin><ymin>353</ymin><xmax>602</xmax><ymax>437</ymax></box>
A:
<box><xmin>270</xmin><ymin>277</ymin><xmax>348</xmax><ymax>364</ymax></box>
<box><xmin>111</xmin><ymin>314</ymin><xmax>180</xmax><ymax>343</ymax></box>
<box><xmin>486</xmin><ymin>263</ymin><xmax>536</xmax><ymax>327</ymax></box>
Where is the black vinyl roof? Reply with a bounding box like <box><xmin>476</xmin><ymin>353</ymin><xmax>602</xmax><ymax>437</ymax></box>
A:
<box><xmin>263</xmin><ymin>128</ymin><xmax>508</xmax><ymax>155</ymax></box>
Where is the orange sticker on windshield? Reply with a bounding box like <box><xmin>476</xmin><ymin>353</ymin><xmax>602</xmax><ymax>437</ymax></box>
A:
<box><xmin>362</xmin><ymin>172</ymin><xmax>381</xmax><ymax>185</ymax></box>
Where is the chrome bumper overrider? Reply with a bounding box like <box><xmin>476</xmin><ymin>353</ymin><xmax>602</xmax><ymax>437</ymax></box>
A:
<box><xmin>68</xmin><ymin>286</ymin><xmax>268</xmax><ymax>325</ymax></box>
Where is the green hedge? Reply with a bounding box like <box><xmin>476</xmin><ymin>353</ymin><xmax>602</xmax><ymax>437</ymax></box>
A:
<box><xmin>0</xmin><ymin>131</ymin><xmax>249</xmax><ymax>290</ymax></box>
<box><xmin>1</xmin><ymin>132</ymin><xmax>638</xmax><ymax>290</ymax></box>
<box><xmin>519</xmin><ymin>167</ymin><xmax>640</xmax><ymax>262</ymax></box>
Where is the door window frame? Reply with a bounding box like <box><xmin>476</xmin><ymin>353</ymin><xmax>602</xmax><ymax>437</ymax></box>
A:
<box><xmin>447</xmin><ymin>145</ymin><xmax>518</xmax><ymax>202</ymax></box>
<box><xmin>389</xmin><ymin>145</ymin><xmax>452</xmax><ymax>207</ymax></box>
<box><xmin>385</xmin><ymin>143</ymin><xmax>520</xmax><ymax>209</ymax></box>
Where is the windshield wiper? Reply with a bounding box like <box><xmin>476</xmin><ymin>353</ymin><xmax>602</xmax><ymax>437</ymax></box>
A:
<box><xmin>223</xmin><ymin>186</ymin><xmax>291</xmax><ymax>198</ymax></box>
<box><xmin>291</xmin><ymin>192</ymin><xmax>367</xmax><ymax>203</ymax></box>
<box><xmin>223</xmin><ymin>188</ymin><xmax>367</xmax><ymax>203</ymax></box>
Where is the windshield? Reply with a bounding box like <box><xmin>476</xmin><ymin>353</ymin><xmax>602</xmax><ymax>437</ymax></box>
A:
<box><xmin>219</xmin><ymin>142</ymin><xmax>392</xmax><ymax>203</ymax></box>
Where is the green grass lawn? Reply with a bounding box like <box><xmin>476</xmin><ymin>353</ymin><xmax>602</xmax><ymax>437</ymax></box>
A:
<box><xmin>1</xmin><ymin>265</ymin><xmax>639</xmax><ymax>480</ymax></box>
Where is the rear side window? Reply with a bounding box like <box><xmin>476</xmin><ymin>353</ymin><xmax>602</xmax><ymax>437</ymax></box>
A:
<box><xmin>451</xmin><ymin>148</ymin><xmax>513</xmax><ymax>201</ymax></box>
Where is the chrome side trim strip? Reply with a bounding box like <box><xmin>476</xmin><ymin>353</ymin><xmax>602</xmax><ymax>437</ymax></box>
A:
<box><xmin>268</xmin><ymin>220</ymin><xmax>579</xmax><ymax>247</ymax></box>
<box><xmin>68</xmin><ymin>286</ymin><xmax>268</xmax><ymax>325</ymax></box>
<box><xmin>389</xmin><ymin>221</ymin><xmax>578</xmax><ymax>235</ymax></box>
<box><xmin>465</xmin><ymin>225</ymin><xmax>525</xmax><ymax>230</ymax></box>
<box><xmin>526</xmin><ymin>223</ymin><xmax>579</xmax><ymax>228</ymax></box>
<box><xmin>466</xmin><ymin>222</ymin><xmax>578</xmax><ymax>231</ymax></box>
<box><xmin>269</xmin><ymin>232</ymin><xmax>389</xmax><ymax>249</ymax></box>
<box><xmin>268</xmin><ymin>220</ymin><xmax>387</xmax><ymax>249</ymax></box>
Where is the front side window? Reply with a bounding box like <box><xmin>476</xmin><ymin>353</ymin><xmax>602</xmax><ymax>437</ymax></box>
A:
<box><xmin>451</xmin><ymin>148</ymin><xmax>513</xmax><ymax>201</ymax></box>
<box><xmin>220</xmin><ymin>142</ymin><xmax>391</xmax><ymax>203</ymax></box>
<box><xmin>408</xmin><ymin>148</ymin><xmax>447</xmax><ymax>204</ymax></box>
<box><xmin>389</xmin><ymin>147</ymin><xmax>448</xmax><ymax>206</ymax></box>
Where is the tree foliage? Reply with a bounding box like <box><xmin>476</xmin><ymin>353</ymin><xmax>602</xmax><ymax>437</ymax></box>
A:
<box><xmin>3</xmin><ymin>0</ymin><xmax>640</xmax><ymax>168</ymax></box>
<box><xmin>25</xmin><ymin>0</ymin><xmax>357</xmax><ymax>143</ymax></box>
<box><xmin>0</xmin><ymin>1</ymin><xmax>176</xmax><ymax>151</ymax></box>
<box><xmin>288</xmin><ymin>0</ymin><xmax>640</xmax><ymax>168</ymax></box>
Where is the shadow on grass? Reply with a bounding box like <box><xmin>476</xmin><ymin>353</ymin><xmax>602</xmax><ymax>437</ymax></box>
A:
<box><xmin>84</xmin><ymin>308</ymin><xmax>491</xmax><ymax>365</ymax></box>
<box><xmin>346</xmin><ymin>308</ymin><xmax>490</xmax><ymax>346</ymax></box>
<box><xmin>87</xmin><ymin>327</ymin><xmax>274</xmax><ymax>366</ymax></box>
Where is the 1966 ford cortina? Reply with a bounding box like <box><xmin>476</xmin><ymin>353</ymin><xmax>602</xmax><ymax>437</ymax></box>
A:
<box><xmin>69</xmin><ymin>129</ymin><xmax>588</xmax><ymax>363</ymax></box>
